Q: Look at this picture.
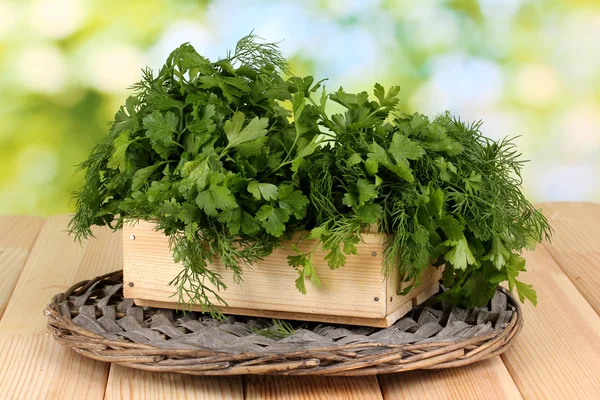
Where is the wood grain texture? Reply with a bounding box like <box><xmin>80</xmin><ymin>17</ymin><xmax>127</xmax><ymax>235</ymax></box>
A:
<box><xmin>386</xmin><ymin>264</ymin><xmax>443</xmax><ymax>317</ymax></box>
<box><xmin>123</xmin><ymin>222</ymin><xmax>388</xmax><ymax>318</ymax></box>
<box><xmin>0</xmin><ymin>216</ymin><xmax>123</xmax><ymax>334</ymax></box>
<box><xmin>135</xmin><ymin>297</ymin><xmax>408</xmax><ymax>328</ymax></box>
<box><xmin>244</xmin><ymin>376</ymin><xmax>383</xmax><ymax>400</ymax></box>
<box><xmin>0</xmin><ymin>333</ymin><xmax>108</xmax><ymax>400</ymax></box>
<box><xmin>105</xmin><ymin>364</ymin><xmax>243</xmax><ymax>400</ymax></box>
<box><xmin>123</xmin><ymin>221</ymin><xmax>440</xmax><ymax>326</ymax></box>
<box><xmin>0</xmin><ymin>216</ymin><xmax>123</xmax><ymax>400</ymax></box>
<box><xmin>538</xmin><ymin>202</ymin><xmax>600</xmax><ymax>314</ymax></box>
<box><xmin>0</xmin><ymin>215</ymin><xmax>45</xmax><ymax>248</ymax></box>
<box><xmin>0</xmin><ymin>216</ymin><xmax>45</xmax><ymax>318</ymax></box>
<box><xmin>378</xmin><ymin>357</ymin><xmax>522</xmax><ymax>400</ymax></box>
<box><xmin>501</xmin><ymin>245</ymin><xmax>600</xmax><ymax>399</ymax></box>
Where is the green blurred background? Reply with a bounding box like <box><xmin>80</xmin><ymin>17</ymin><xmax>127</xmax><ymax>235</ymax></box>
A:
<box><xmin>1</xmin><ymin>0</ymin><xmax>599</xmax><ymax>216</ymax></box>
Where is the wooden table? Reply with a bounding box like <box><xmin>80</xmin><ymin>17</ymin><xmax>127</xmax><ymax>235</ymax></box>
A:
<box><xmin>1</xmin><ymin>202</ymin><xmax>599</xmax><ymax>399</ymax></box>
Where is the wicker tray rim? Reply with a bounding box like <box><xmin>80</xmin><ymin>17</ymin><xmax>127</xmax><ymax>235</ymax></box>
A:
<box><xmin>45</xmin><ymin>270</ymin><xmax>523</xmax><ymax>376</ymax></box>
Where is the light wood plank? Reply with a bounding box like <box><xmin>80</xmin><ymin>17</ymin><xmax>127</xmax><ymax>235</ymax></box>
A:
<box><xmin>244</xmin><ymin>376</ymin><xmax>383</xmax><ymax>400</ymax></box>
<box><xmin>538</xmin><ymin>202</ymin><xmax>600</xmax><ymax>313</ymax></box>
<box><xmin>0</xmin><ymin>215</ymin><xmax>123</xmax><ymax>334</ymax></box>
<box><xmin>0</xmin><ymin>215</ymin><xmax>45</xmax><ymax>248</ymax></box>
<box><xmin>378</xmin><ymin>357</ymin><xmax>522</xmax><ymax>400</ymax></box>
<box><xmin>0</xmin><ymin>333</ymin><xmax>108</xmax><ymax>400</ymax></box>
<box><xmin>123</xmin><ymin>222</ymin><xmax>388</xmax><ymax>319</ymax></box>
<box><xmin>123</xmin><ymin>221</ymin><xmax>441</xmax><ymax>327</ymax></box>
<box><xmin>105</xmin><ymin>365</ymin><xmax>243</xmax><ymax>400</ymax></box>
<box><xmin>0</xmin><ymin>216</ymin><xmax>45</xmax><ymax>319</ymax></box>
<box><xmin>500</xmin><ymin>245</ymin><xmax>600</xmax><ymax>399</ymax></box>
<box><xmin>135</xmin><ymin>297</ymin><xmax>412</xmax><ymax>328</ymax></box>
<box><xmin>0</xmin><ymin>216</ymin><xmax>123</xmax><ymax>399</ymax></box>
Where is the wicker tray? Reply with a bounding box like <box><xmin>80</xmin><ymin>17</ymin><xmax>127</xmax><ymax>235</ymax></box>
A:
<box><xmin>45</xmin><ymin>271</ymin><xmax>523</xmax><ymax>376</ymax></box>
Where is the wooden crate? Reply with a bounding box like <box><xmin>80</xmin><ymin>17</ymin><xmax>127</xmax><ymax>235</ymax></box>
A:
<box><xmin>122</xmin><ymin>221</ymin><xmax>443</xmax><ymax>327</ymax></box>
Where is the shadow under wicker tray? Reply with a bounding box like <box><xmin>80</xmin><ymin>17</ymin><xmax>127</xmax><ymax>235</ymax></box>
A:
<box><xmin>45</xmin><ymin>270</ymin><xmax>523</xmax><ymax>376</ymax></box>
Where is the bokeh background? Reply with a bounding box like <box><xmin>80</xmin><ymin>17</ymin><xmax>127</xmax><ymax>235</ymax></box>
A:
<box><xmin>1</xmin><ymin>0</ymin><xmax>599</xmax><ymax>216</ymax></box>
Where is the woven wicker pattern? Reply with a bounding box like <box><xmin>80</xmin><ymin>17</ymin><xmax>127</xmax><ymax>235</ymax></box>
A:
<box><xmin>45</xmin><ymin>271</ymin><xmax>523</xmax><ymax>376</ymax></box>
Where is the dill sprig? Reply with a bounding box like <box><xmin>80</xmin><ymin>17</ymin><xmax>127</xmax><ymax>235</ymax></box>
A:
<box><xmin>250</xmin><ymin>319</ymin><xmax>296</xmax><ymax>339</ymax></box>
<box><xmin>225</xmin><ymin>32</ymin><xmax>290</xmax><ymax>75</ymax></box>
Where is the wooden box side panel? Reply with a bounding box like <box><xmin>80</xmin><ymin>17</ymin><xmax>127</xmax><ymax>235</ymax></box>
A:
<box><xmin>385</xmin><ymin>265</ymin><xmax>444</xmax><ymax>316</ymax></box>
<box><xmin>123</xmin><ymin>222</ymin><xmax>390</xmax><ymax>319</ymax></box>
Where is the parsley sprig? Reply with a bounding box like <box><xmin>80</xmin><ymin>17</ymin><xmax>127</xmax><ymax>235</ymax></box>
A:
<box><xmin>70</xmin><ymin>34</ymin><xmax>551</xmax><ymax>315</ymax></box>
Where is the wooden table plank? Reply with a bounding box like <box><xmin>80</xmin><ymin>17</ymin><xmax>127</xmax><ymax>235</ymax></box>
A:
<box><xmin>538</xmin><ymin>202</ymin><xmax>600</xmax><ymax>314</ymax></box>
<box><xmin>105</xmin><ymin>365</ymin><xmax>243</xmax><ymax>400</ymax></box>
<box><xmin>0</xmin><ymin>215</ymin><xmax>45</xmax><ymax>249</ymax></box>
<box><xmin>0</xmin><ymin>216</ymin><xmax>45</xmax><ymax>319</ymax></box>
<box><xmin>244</xmin><ymin>376</ymin><xmax>383</xmax><ymax>400</ymax></box>
<box><xmin>0</xmin><ymin>216</ymin><xmax>121</xmax><ymax>399</ymax></box>
<box><xmin>0</xmin><ymin>215</ymin><xmax>123</xmax><ymax>334</ymax></box>
<box><xmin>378</xmin><ymin>357</ymin><xmax>522</xmax><ymax>400</ymax></box>
<box><xmin>0</xmin><ymin>334</ymin><xmax>108</xmax><ymax>399</ymax></box>
<box><xmin>500</xmin><ymin>245</ymin><xmax>600</xmax><ymax>399</ymax></box>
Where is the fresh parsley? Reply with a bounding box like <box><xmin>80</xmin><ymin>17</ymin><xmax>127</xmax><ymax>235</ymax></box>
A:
<box><xmin>70</xmin><ymin>34</ymin><xmax>551</xmax><ymax>315</ymax></box>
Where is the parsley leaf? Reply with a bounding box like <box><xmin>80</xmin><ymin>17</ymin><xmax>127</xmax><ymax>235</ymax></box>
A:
<box><xmin>255</xmin><ymin>205</ymin><xmax>290</xmax><ymax>237</ymax></box>
<box><xmin>442</xmin><ymin>236</ymin><xmax>476</xmax><ymax>270</ymax></box>
<box><xmin>505</xmin><ymin>254</ymin><xmax>537</xmax><ymax>305</ymax></box>
<box><xmin>438</xmin><ymin>215</ymin><xmax>464</xmax><ymax>241</ymax></box>
<box><xmin>388</xmin><ymin>132</ymin><xmax>425</xmax><ymax>166</ymax></box>
<box><xmin>357</xmin><ymin>178</ymin><xmax>378</xmax><ymax>205</ymax></box>
<box><xmin>143</xmin><ymin>111</ymin><xmax>179</xmax><ymax>154</ymax></box>
<box><xmin>247</xmin><ymin>182</ymin><xmax>279</xmax><ymax>201</ymax></box>
<box><xmin>131</xmin><ymin>164</ymin><xmax>161</xmax><ymax>191</ymax></box>
<box><xmin>107</xmin><ymin>130</ymin><xmax>132</xmax><ymax>172</ymax></box>
<box><xmin>373</xmin><ymin>83</ymin><xmax>401</xmax><ymax>110</ymax></box>
<box><xmin>324</xmin><ymin>245</ymin><xmax>346</xmax><ymax>269</ymax></box>
<box><xmin>196</xmin><ymin>175</ymin><xmax>238</xmax><ymax>216</ymax></box>
<box><xmin>224</xmin><ymin>112</ymin><xmax>269</xmax><ymax>150</ymax></box>
<box><xmin>278</xmin><ymin>185</ymin><xmax>309</xmax><ymax>219</ymax></box>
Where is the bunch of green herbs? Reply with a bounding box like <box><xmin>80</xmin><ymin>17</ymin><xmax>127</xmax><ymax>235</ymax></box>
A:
<box><xmin>70</xmin><ymin>34</ymin><xmax>551</xmax><ymax>314</ymax></box>
<box><xmin>302</xmin><ymin>86</ymin><xmax>551</xmax><ymax>307</ymax></box>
